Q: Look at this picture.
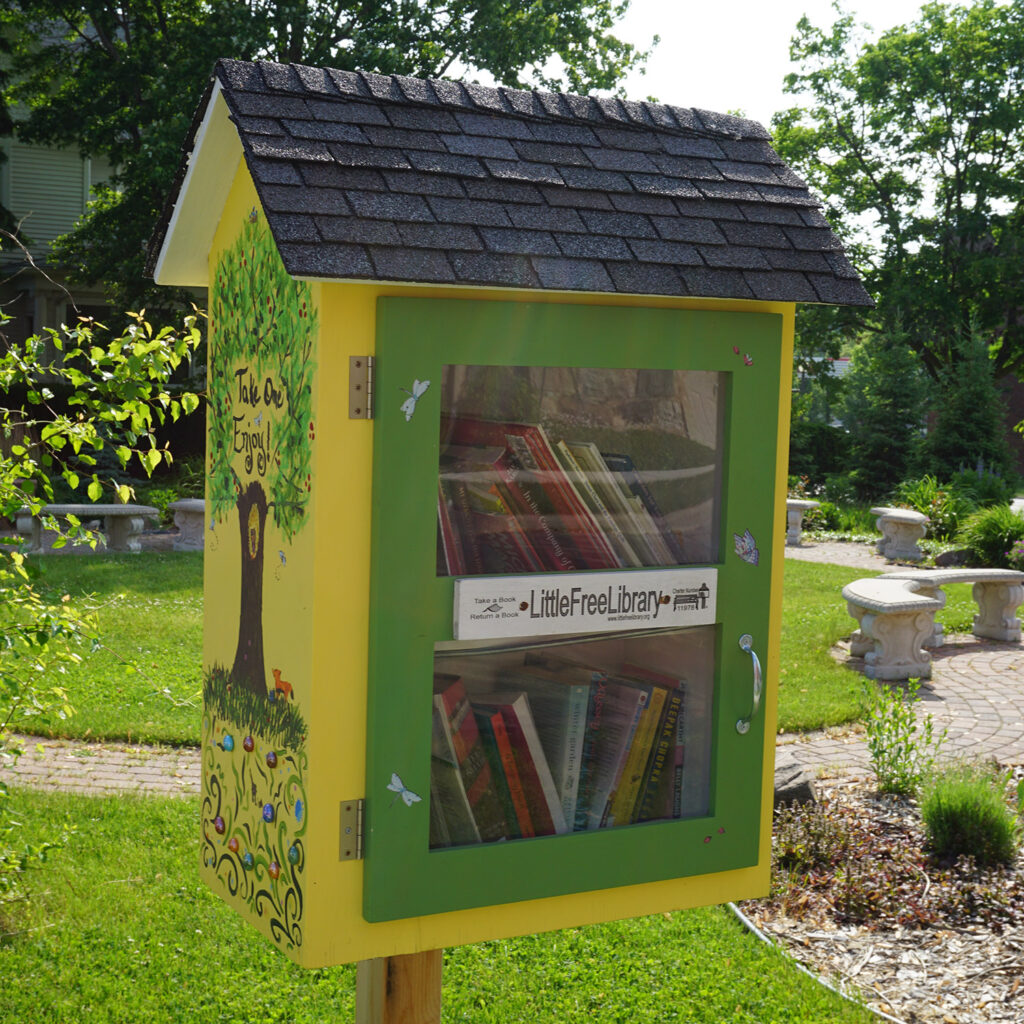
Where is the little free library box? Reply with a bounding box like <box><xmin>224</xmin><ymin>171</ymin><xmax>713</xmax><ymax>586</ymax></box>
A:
<box><xmin>149</xmin><ymin>59</ymin><xmax>870</xmax><ymax>968</ymax></box>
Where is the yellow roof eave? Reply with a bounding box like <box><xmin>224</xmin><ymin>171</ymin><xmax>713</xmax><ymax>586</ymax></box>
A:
<box><xmin>152</xmin><ymin>81</ymin><xmax>241</xmax><ymax>288</ymax></box>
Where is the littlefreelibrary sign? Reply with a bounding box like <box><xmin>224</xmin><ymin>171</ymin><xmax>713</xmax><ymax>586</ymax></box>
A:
<box><xmin>453</xmin><ymin>569</ymin><xmax>717</xmax><ymax>640</ymax></box>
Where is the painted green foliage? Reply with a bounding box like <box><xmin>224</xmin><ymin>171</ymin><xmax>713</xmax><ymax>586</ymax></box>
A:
<box><xmin>209</xmin><ymin>211</ymin><xmax>318</xmax><ymax>698</ymax></box>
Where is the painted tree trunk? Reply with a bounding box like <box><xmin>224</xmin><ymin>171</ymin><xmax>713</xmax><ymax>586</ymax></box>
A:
<box><xmin>232</xmin><ymin>479</ymin><xmax>269</xmax><ymax>696</ymax></box>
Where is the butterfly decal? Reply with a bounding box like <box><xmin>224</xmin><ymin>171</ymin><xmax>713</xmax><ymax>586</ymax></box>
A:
<box><xmin>387</xmin><ymin>772</ymin><xmax>422</xmax><ymax>807</ymax></box>
<box><xmin>742</xmin><ymin>353</ymin><xmax>754</xmax><ymax>366</ymax></box>
<box><xmin>734</xmin><ymin>529</ymin><xmax>759</xmax><ymax>566</ymax></box>
<box><xmin>399</xmin><ymin>379</ymin><xmax>430</xmax><ymax>421</ymax></box>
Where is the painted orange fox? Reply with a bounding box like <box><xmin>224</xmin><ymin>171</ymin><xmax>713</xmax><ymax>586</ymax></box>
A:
<box><xmin>271</xmin><ymin>668</ymin><xmax>293</xmax><ymax>701</ymax></box>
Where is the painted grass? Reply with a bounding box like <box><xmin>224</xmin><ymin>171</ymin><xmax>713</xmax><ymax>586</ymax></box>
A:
<box><xmin>0</xmin><ymin>788</ymin><xmax>874</xmax><ymax>1023</ymax></box>
<box><xmin>27</xmin><ymin>552</ymin><xmax>984</xmax><ymax>744</ymax></box>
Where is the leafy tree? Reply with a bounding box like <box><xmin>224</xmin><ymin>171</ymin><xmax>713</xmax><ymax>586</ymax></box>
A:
<box><xmin>773</xmin><ymin>1</ymin><xmax>1024</xmax><ymax>381</ymax></box>
<box><xmin>839</xmin><ymin>330</ymin><xmax>932</xmax><ymax>499</ymax></box>
<box><xmin>0</xmin><ymin>246</ymin><xmax>201</xmax><ymax>903</ymax></box>
<box><xmin>2</xmin><ymin>1</ymin><xmax>650</xmax><ymax>312</ymax></box>
<box><xmin>925</xmin><ymin>327</ymin><xmax>1012</xmax><ymax>478</ymax></box>
<box><xmin>208</xmin><ymin>212</ymin><xmax>316</xmax><ymax>697</ymax></box>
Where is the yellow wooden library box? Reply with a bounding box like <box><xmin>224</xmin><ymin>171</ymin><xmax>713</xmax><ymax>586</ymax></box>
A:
<box><xmin>149</xmin><ymin>58</ymin><xmax>871</xmax><ymax>969</ymax></box>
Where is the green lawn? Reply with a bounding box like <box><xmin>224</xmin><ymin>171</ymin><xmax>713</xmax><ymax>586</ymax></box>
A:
<box><xmin>27</xmin><ymin>552</ymin><xmax>203</xmax><ymax>745</ymax></box>
<box><xmin>0</xmin><ymin>788</ymin><xmax>874</xmax><ymax>1023</ymax></box>
<box><xmin>25</xmin><ymin>549</ymin><xmax>984</xmax><ymax>744</ymax></box>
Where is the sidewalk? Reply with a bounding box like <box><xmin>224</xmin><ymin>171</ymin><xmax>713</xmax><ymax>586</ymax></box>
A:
<box><xmin>3</xmin><ymin>539</ymin><xmax>1023</xmax><ymax>797</ymax></box>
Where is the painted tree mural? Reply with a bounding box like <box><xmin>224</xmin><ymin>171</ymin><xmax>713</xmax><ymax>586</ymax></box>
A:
<box><xmin>209</xmin><ymin>211</ymin><xmax>318</xmax><ymax>698</ymax></box>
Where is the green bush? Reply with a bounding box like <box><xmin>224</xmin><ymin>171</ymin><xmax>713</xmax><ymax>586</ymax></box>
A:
<box><xmin>921</xmin><ymin>763</ymin><xmax>1020</xmax><ymax>866</ymax></box>
<box><xmin>802</xmin><ymin>500</ymin><xmax>841</xmax><ymax>531</ymax></box>
<box><xmin>957</xmin><ymin>504</ymin><xmax>1024</xmax><ymax>567</ymax></box>
<box><xmin>949</xmin><ymin>467</ymin><xmax>1018</xmax><ymax>508</ymax></box>
<box><xmin>891</xmin><ymin>475</ymin><xmax>976</xmax><ymax>540</ymax></box>
<box><xmin>862</xmin><ymin>678</ymin><xmax>946</xmax><ymax>796</ymax></box>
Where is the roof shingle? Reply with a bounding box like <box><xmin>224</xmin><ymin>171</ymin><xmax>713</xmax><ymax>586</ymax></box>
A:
<box><xmin>149</xmin><ymin>59</ymin><xmax>873</xmax><ymax>307</ymax></box>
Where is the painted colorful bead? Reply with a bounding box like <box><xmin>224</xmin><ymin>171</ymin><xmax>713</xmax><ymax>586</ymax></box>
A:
<box><xmin>243</xmin><ymin>735</ymin><xmax>255</xmax><ymax>752</ymax></box>
<box><xmin>222</xmin><ymin>734</ymin><xmax>234</xmax><ymax>751</ymax></box>
<box><xmin>266</xmin><ymin>751</ymin><xmax>278</xmax><ymax>769</ymax></box>
<box><xmin>213</xmin><ymin>816</ymin><xmax>225</xmax><ymax>835</ymax></box>
<box><xmin>288</xmin><ymin>844</ymin><xmax>299</xmax><ymax>865</ymax></box>
<box><xmin>228</xmin><ymin>837</ymin><xmax>239</xmax><ymax>853</ymax></box>
<box><xmin>268</xmin><ymin>861</ymin><xmax>280</xmax><ymax>880</ymax></box>
<box><xmin>242</xmin><ymin>852</ymin><xmax>254</xmax><ymax>870</ymax></box>
<box><xmin>262</xmin><ymin>803</ymin><xmax>275</xmax><ymax>823</ymax></box>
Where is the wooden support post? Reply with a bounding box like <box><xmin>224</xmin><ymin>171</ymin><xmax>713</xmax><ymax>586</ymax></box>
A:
<box><xmin>356</xmin><ymin>949</ymin><xmax>442</xmax><ymax>1024</ymax></box>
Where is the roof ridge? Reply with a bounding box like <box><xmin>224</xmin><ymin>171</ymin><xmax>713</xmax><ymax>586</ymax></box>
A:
<box><xmin>214</xmin><ymin>58</ymin><xmax>772</xmax><ymax>142</ymax></box>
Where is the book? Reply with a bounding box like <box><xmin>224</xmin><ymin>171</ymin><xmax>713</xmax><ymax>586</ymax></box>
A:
<box><xmin>634</xmin><ymin>687</ymin><xmax>684</xmax><ymax>823</ymax></box>
<box><xmin>553</xmin><ymin>440</ymin><xmax>644</xmax><ymax>567</ymax></box>
<box><xmin>441</xmin><ymin>415</ymin><xmax>620</xmax><ymax>570</ymax></box>
<box><xmin>436</xmin><ymin>480</ymin><xmax>465</xmax><ymax>576</ymax></box>
<box><xmin>601</xmin><ymin>451</ymin><xmax>687</xmax><ymax>564</ymax></box>
<box><xmin>620</xmin><ymin>663</ymin><xmax>687</xmax><ymax>823</ymax></box>
<box><xmin>474</xmin><ymin>708</ymin><xmax>533</xmax><ymax>839</ymax></box>
<box><xmin>429</xmin><ymin>704</ymin><xmax>480</xmax><ymax>848</ymax></box>
<box><xmin>433</xmin><ymin>675</ymin><xmax>509</xmax><ymax>842</ymax></box>
<box><xmin>582</xmin><ymin>678</ymin><xmax>651</xmax><ymax>831</ymax></box>
<box><xmin>564</xmin><ymin>441</ymin><xmax>666</xmax><ymax>566</ymax></box>
<box><xmin>603</xmin><ymin>680</ymin><xmax>668</xmax><ymax>827</ymax></box>
<box><xmin>472</xmin><ymin>691</ymin><xmax>569</xmax><ymax>836</ymax></box>
<box><xmin>502</xmin><ymin>658</ymin><xmax>592</xmax><ymax>827</ymax></box>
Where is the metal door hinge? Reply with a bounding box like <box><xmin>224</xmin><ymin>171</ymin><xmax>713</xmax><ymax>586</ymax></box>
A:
<box><xmin>340</xmin><ymin>798</ymin><xmax>365</xmax><ymax>860</ymax></box>
<box><xmin>349</xmin><ymin>356</ymin><xmax>374</xmax><ymax>419</ymax></box>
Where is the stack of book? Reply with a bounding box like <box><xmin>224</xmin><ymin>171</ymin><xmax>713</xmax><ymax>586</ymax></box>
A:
<box><xmin>429</xmin><ymin>654</ymin><xmax>688</xmax><ymax>849</ymax></box>
<box><xmin>437</xmin><ymin>415</ymin><xmax>687</xmax><ymax>577</ymax></box>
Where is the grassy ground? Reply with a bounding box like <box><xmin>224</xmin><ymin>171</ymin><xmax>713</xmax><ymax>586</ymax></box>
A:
<box><xmin>0</xmin><ymin>788</ymin><xmax>874</xmax><ymax>1023</ymax></box>
<box><xmin>26</xmin><ymin>550</ymin><xmax>984</xmax><ymax>744</ymax></box>
<box><xmin>27</xmin><ymin>552</ymin><xmax>203</xmax><ymax>745</ymax></box>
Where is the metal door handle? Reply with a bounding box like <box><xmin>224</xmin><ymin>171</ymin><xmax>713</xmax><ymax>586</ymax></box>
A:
<box><xmin>736</xmin><ymin>633</ymin><xmax>762</xmax><ymax>734</ymax></box>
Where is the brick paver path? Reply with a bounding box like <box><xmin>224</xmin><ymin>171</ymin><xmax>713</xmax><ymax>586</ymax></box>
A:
<box><xmin>3</xmin><ymin>540</ymin><xmax>1022</xmax><ymax>796</ymax></box>
<box><xmin>1</xmin><ymin>736</ymin><xmax>200</xmax><ymax>798</ymax></box>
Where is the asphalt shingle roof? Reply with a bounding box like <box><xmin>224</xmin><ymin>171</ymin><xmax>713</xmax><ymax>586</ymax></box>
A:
<box><xmin>149</xmin><ymin>59</ymin><xmax>872</xmax><ymax>307</ymax></box>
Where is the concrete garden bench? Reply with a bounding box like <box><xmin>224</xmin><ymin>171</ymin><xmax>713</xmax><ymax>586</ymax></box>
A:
<box><xmin>870</xmin><ymin>506</ymin><xmax>929</xmax><ymax>562</ymax></box>
<box><xmin>881</xmin><ymin>568</ymin><xmax>1024</xmax><ymax>644</ymax></box>
<box><xmin>843</xmin><ymin>568</ymin><xmax>1024</xmax><ymax>680</ymax></box>
<box><xmin>168</xmin><ymin>498</ymin><xmax>206</xmax><ymax>551</ymax></box>
<box><xmin>842</xmin><ymin>576</ymin><xmax>944</xmax><ymax>680</ymax></box>
<box><xmin>15</xmin><ymin>503</ymin><xmax>159</xmax><ymax>554</ymax></box>
<box><xmin>785</xmin><ymin>499</ymin><xmax>819</xmax><ymax>546</ymax></box>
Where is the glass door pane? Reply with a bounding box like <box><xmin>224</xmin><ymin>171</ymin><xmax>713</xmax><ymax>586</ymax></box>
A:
<box><xmin>430</xmin><ymin>627</ymin><xmax>714</xmax><ymax>849</ymax></box>
<box><xmin>437</xmin><ymin>365</ymin><xmax>724</xmax><ymax>575</ymax></box>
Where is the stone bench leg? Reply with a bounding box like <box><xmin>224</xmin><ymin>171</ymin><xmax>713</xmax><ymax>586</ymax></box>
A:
<box><xmin>172</xmin><ymin>509</ymin><xmax>205</xmax><ymax>551</ymax></box>
<box><xmin>14</xmin><ymin>512</ymin><xmax>42</xmax><ymax>553</ymax></box>
<box><xmin>846</xmin><ymin>602</ymin><xmax>875</xmax><ymax>657</ymax></box>
<box><xmin>861</xmin><ymin>609</ymin><xmax>935</xmax><ymax>680</ymax></box>
<box><xmin>786</xmin><ymin>508</ymin><xmax>805</xmax><ymax>547</ymax></box>
<box><xmin>105</xmin><ymin>515</ymin><xmax>147</xmax><ymax>553</ymax></box>
<box><xmin>973</xmin><ymin>581</ymin><xmax>1024</xmax><ymax>642</ymax></box>
<box><xmin>876</xmin><ymin>516</ymin><xmax>927</xmax><ymax>562</ymax></box>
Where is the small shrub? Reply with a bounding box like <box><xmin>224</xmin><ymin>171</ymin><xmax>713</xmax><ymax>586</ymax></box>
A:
<box><xmin>957</xmin><ymin>504</ymin><xmax>1024</xmax><ymax>568</ymax></box>
<box><xmin>921</xmin><ymin>763</ymin><xmax>1020</xmax><ymax>866</ymax></box>
<box><xmin>863</xmin><ymin>678</ymin><xmax>946</xmax><ymax>796</ymax></box>
<box><xmin>820</xmin><ymin>474</ymin><xmax>857</xmax><ymax>506</ymax></box>
<box><xmin>135</xmin><ymin>485</ymin><xmax>179</xmax><ymax>525</ymax></box>
<box><xmin>950</xmin><ymin>467</ymin><xmax>1018</xmax><ymax>508</ymax></box>
<box><xmin>891</xmin><ymin>475</ymin><xmax>976</xmax><ymax>540</ymax></box>
<box><xmin>802</xmin><ymin>500</ymin><xmax>841</xmax><ymax>531</ymax></box>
